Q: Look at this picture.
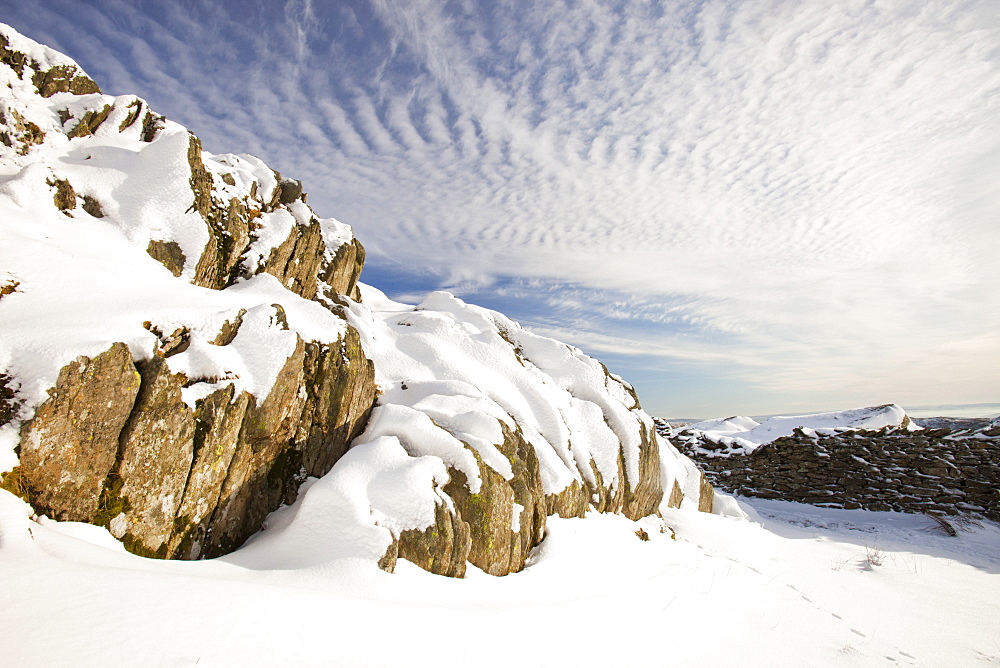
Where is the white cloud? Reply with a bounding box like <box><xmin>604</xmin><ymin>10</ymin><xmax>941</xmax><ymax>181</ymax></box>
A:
<box><xmin>5</xmin><ymin>0</ymin><xmax>998</xmax><ymax>412</ymax></box>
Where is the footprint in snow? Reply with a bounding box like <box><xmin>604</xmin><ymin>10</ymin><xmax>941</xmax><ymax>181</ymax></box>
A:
<box><xmin>785</xmin><ymin>583</ymin><xmax>813</xmax><ymax>602</ymax></box>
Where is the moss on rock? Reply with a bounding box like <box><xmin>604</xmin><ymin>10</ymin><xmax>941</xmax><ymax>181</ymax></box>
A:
<box><xmin>394</xmin><ymin>501</ymin><xmax>470</xmax><ymax>578</ymax></box>
<box><xmin>0</xmin><ymin>466</ymin><xmax>32</xmax><ymax>503</ymax></box>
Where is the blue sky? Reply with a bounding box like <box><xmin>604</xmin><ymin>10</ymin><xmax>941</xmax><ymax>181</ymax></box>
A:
<box><xmin>5</xmin><ymin>0</ymin><xmax>999</xmax><ymax>418</ymax></box>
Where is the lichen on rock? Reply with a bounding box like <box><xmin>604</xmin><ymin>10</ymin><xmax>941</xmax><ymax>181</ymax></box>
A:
<box><xmin>392</xmin><ymin>501</ymin><xmax>471</xmax><ymax>578</ymax></box>
<box><xmin>110</xmin><ymin>356</ymin><xmax>197</xmax><ymax>555</ymax></box>
<box><xmin>146</xmin><ymin>240</ymin><xmax>187</xmax><ymax>277</ymax></box>
<box><xmin>17</xmin><ymin>343</ymin><xmax>140</xmax><ymax>522</ymax></box>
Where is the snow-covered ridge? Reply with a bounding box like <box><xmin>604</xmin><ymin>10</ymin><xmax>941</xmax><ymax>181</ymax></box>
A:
<box><xmin>675</xmin><ymin>404</ymin><xmax>918</xmax><ymax>457</ymax></box>
<box><xmin>349</xmin><ymin>286</ymin><xmax>704</xmax><ymax>501</ymax></box>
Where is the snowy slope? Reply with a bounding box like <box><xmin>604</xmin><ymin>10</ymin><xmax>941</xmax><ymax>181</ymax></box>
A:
<box><xmin>2</xmin><ymin>487</ymin><xmax>997</xmax><ymax>666</ymax></box>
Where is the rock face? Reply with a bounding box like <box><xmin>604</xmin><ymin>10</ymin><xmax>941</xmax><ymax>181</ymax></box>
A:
<box><xmin>675</xmin><ymin>423</ymin><xmax>1000</xmax><ymax>521</ymax></box>
<box><xmin>0</xmin><ymin>24</ymin><xmax>712</xmax><ymax>575</ymax></box>
<box><xmin>14</xmin><ymin>328</ymin><xmax>375</xmax><ymax>560</ymax></box>
<box><xmin>17</xmin><ymin>344</ymin><xmax>140</xmax><ymax>522</ymax></box>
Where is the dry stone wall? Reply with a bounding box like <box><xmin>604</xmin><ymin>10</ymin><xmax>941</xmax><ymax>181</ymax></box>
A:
<box><xmin>671</xmin><ymin>423</ymin><xmax>1000</xmax><ymax>521</ymax></box>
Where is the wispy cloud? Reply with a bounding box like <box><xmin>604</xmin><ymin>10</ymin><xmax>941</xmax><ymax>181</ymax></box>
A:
<box><xmin>4</xmin><ymin>0</ymin><xmax>998</xmax><ymax>414</ymax></box>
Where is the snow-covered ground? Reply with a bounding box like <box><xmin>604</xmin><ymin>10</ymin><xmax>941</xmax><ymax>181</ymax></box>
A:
<box><xmin>2</xmin><ymin>487</ymin><xmax>997</xmax><ymax>666</ymax></box>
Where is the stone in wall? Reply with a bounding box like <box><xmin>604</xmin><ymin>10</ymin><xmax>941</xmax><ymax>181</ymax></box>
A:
<box><xmin>674</xmin><ymin>424</ymin><xmax>1000</xmax><ymax>522</ymax></box>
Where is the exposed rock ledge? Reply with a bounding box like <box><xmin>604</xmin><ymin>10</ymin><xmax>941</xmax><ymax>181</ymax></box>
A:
<box><xmin>13</xmin><ymin>330</ymin><xmax>374</xmax><ymax>559</ymax></box>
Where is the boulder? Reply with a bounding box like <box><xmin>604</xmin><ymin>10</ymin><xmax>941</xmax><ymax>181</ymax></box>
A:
<box><xmin>18</xmin><ymin>343</ymin><xmax>140</xmax><ymax>521</ymax></box>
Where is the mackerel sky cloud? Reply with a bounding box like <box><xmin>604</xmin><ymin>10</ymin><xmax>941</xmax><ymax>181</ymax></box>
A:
<box><xmin>7</xmin><ymin>0</ymin><xmax>999</xmax><ymax>416</ymax></box>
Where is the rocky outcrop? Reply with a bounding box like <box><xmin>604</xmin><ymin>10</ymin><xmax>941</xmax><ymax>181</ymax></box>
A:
<box><xmin>387</xmin><ymin>502</ymin><xmax>471</xmax><ymax>578</ymax></box>
<box><xmin>322</xmin><ymin>238</ymin><xmax>366</xmax><ymax>302</ymax></box>
<box><xmin>17</xmin><ymin>344</ymin><xmax>140</xmax><ymax>522</ymax></box>
<box><xmin>337</xmin><ymin>284</ymin><xmax>720</xmax><ymax>577</ymax></box>
<box><xmin>297</xmin><ymin>329</ymin><xmax>379</xmax><ymax>477</ymax></box>
<box><xmin>181</xmin><ymin>135</ymin><xmax>365</xmax><ymax>302</ymax></box>
<box><xmin>254</xmin><ymin>217</ymin><xmax>327</xmax><ymax>299</ymax></box>
<box><xmin>363</xmin><ymin>353</ymin><xmax>693</xmax><ymax>577</ymax></box>
<box><xmin>0</xmin><ymin>32</ymin><xmax>100</xmax><ymax>97</ymax></box>
<box><xmin>436</xmin><ymin>425</ymin><xmax>547</xmax><ymax>576</ymax></box>
<box><xmin>146</xmin><ymin>240</ymin><xmax>186</xmax><ymax>277</ymax></box>
<box><xmin>12</xmin><ymin>324</ymin><xmax>376</xmax><ymax>559</ymax></box>
<box><xmin>0</xmin><ymin>107</ymin><xmax>45</xmax><ymax>153</ymax></box>
<box><xmin>66</xmin><ymin>104</ymin><xmax>112</xmax><ymax>138</ymax></box>
<box><xmin>677</xmin><ymin>424</ymin><xmax>1000</xmax><ymax>521</ymax></box>
<box><xmin>385</xmin><ymin>411</ymin><xmax>685</xmax><ymax>577</ymax></box>
<box><xmin>1</xmin><ymin>29</ymin><xmax>365</xmax><ymax>302</ymax></box>
<box><xmin>0</xmin><ymin>27</ymin><xmax>378</xmax><ymax>559</ymax></box>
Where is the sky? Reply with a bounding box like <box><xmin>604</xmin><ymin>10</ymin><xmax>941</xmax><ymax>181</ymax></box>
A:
<box><xmin>4</xmin><ymin>0</ymin><xmax>999</xmax><ymax>418</ymax></box>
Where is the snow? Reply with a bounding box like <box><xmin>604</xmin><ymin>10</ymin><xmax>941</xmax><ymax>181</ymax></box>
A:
<box><xmin>344</xmin><ymin>285</ymin><xmax>703</xmax><ymax>510</ymax></box>
<box><xmin>511</xmin><ymin>502</ymin><xmax>525</xmax><ymax>532</ymax></box>
<box><xmin>681</xmin><ymin>404</ymin><xmax>920</xmax><ymax>455</ymax></box>
<box><xmin>205</xmin><ymin>152</ymin><xmax>278</xmax><ymax>204</ymax></box>
<box><xmin>222</xmin><ymin>436</ymin><xmax>452</xmax><ymax>569</ymax></box>
<box><xmin>359</xmin><ymin>404</ymin><xmax>486</xmax><ymax>492</ymax></box>
<box><xmin>2</xmin><ymin>486</ymin><xmax>997</xmax><ymax>665</ymax></box>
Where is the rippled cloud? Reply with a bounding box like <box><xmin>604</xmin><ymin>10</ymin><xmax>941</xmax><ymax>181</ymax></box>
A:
<box><xmin>6</xmin><ymin>0</ymin><xmax>999</xmax><ymax>415</ymax></box>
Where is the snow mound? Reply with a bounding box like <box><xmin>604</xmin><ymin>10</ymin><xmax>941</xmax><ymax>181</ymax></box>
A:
<box><xmin>346</xmin><ymin>285</ymin><xmax>705</xmax><ymax>510</ymax></box>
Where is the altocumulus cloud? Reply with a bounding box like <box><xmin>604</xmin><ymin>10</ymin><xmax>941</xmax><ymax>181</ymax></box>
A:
<box><xmin>5</xmin><ymin>0</ymin><xmax>999</xmax><ymax>415</ymax></box>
